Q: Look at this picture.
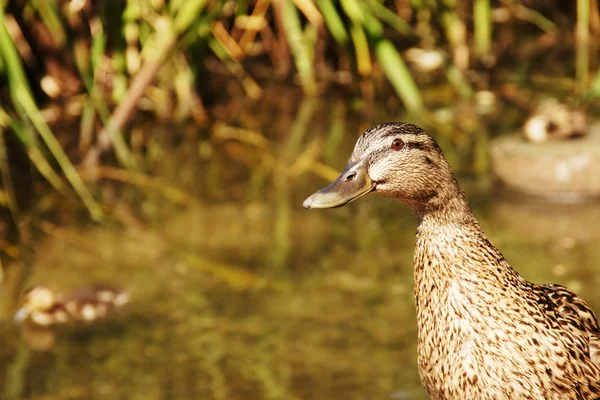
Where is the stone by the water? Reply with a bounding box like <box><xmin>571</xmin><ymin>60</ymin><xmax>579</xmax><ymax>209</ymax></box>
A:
<box><xmin>490</xmin><ymin>121</ymin><xmax>600</xmax><ymax>201</ymax></box>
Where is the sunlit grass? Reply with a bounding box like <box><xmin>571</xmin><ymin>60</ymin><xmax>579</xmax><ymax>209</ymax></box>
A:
<box><xmin>0</xmin><ymin>0</ymin><xmax>598</xmax><ymax>217</ymax></box>
<box><xmin>0</xmin><ymin>7</ymin><xmax>103</xmax><ymax>220</ymax></box>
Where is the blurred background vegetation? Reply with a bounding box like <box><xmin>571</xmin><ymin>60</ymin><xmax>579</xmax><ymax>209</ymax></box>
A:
<box><xmin>1</xmin><ymin>1</ymin><xmax>600</xmax><ymax>398</ymax></box>
<box><xmin>1</xmin><ymin>0</ymin><xmax>599</xmax><ymax>224</ymax></box>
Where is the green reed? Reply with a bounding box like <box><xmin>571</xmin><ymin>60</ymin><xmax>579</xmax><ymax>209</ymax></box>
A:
<box><xmin>0</xmin><ymin>0</ymin><xmax>598</xmax><ymax>218</ymax></box>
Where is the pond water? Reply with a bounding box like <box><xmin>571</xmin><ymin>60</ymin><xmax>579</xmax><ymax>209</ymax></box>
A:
<box><xmin>2</xmin><ymin>91</ymin><xmax>600</xmax><ymax>399</ymax></box>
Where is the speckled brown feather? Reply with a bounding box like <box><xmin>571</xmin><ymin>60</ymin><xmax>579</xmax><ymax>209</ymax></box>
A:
<box><xmin>537</xmin><ymin>284</ymin><xmax>600</xmax><ymax>365</ymax></box>
<box><xmin>349</xmin><ymin>123</ymin><xmax>600</xmax><ymax>399</ymax></box>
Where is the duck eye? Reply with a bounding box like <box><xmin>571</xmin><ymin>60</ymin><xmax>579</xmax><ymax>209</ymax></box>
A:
<box><xmin>391</xmin><ymin>139</ymin><xmax>405</xmax><ymax>150</ymax></box>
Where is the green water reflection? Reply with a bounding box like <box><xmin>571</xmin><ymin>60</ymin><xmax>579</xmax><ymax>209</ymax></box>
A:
<box><xmin>2</xmin><ymin>94</ymin><xmax>600</xmax><ymax>400</ymax></box>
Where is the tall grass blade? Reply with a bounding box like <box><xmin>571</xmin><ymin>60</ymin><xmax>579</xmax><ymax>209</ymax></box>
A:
<box><xmin>357</xmin><ymin>1</ymin><xmax>383</xmax><ymax>38</ymax></box>
<box><xmin>515</xmin><ymin>5</ymin><xmax>558</xmax><ymax>35</ymax></box>
<box><xmin>29</xmin><ymin>0</ymin><xmax>66</xmax><ymax>46</ymax></box>
<box><xmin>74</xmin><ymin>17</ymin><xmax>137</xmax><ymax>170</ymax></box>
<box><xmin>474</xmin><ymin>0</ymin><xmax>491</xmax><ymax>59</ymax></box>
<box><xmin>208</xmin><ymin>38</ymin><xmax>262</xmax><ymax>99</ymax></box>
<box><xmin>173</xmin><ymin>0</ymin><xmax>209</xmax><ymax>33</ymax></box>
<box><xmin>440</xmin><ymin>9</ymin><xmax>468</xmax><ymax>70</ymax></box>
<box><xmin>0</xmin><ymin>125</ymin><xmax>20</xmax><ymax>226</ymax></box>
<box><xmin>292</xmin><ymin>0</ymin><xmax>323</xmax><ymax>27</ymax></box>
<box><xmin>8</xmin><ymin>120</ymin><xmax>67</xmax><ymax>194</ymax></box>
<box><xmin>375</xmin><ymin>40</ymin><xmax>424</xmax><ymax>112</ymax></box>
<box><xmin>15</xmin><ymin>90</ymin><xmax>103</xmax><ymax>220</ymax></box>
<box><xmin>367</xmin><ymin>0</ymin><xmax>414</xmax><ymax>37</ymax></box>
<box><xmin>340</xmin><ymin>0</ymin><xmax>364</xmax><ymax>24</ymax></box>
<box><xmin>99</xmin><ymin>22</ymin><xmax>177</xmax><ymax>170</ymax></box>
<box><xmin>591</xmin><ymin>67</ymin><xmax>600</xmax><ymax>97</ymax></box>
<box><xmin>576</xmin><ymin>0</ymin><xmax>590</xmax><ymax>93</ymax></box>
<box><xmin>317</xmin><ymin>0</ymin><xmax>349</xmax><ymax>45</ymax></box>
<box><xmin>0</xmin><ymin>8</ymin><xmax>103</xmax><ymax>221</ymax></box>
<box><xmin>281</xmin><ymin>0</ymin><xmax>316</xmax><ymax>94</ymax></box>
<box><xmin>350</xmin><ymin>24</ymin><xmax>371</xmax><ymax>76</ymax></box>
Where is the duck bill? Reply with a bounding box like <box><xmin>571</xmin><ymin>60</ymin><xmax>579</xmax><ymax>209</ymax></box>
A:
<box><xmin>303</xmin><ymin>161</ymin><xmax>375</xmax><ymax>209</ymax></box>
<box><xmin>14</xmin><ymin>308</ymin><xmax>29</xmax><ymax>324</ymax></box>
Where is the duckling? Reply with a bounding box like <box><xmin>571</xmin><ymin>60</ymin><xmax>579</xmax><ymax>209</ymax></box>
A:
<box><xmin>524</xmin><ymin>99</ymin><xmax>587</xmax><ymax>143</ymax></box>
<box><xmin>15</xmin><ymin>285</ymin><xmax>129</xmax><ymax>327</ymax></box>
<box><xmin>304</xmin><ymin>122</ymin><xmax>600</xmax><ymax>399</ymax></box>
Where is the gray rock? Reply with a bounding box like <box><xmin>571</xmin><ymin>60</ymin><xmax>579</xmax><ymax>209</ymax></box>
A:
<box><xmin>489</xmin><ymin>121</ymin><xmax>600</xmax><ymax>201</ymax></box>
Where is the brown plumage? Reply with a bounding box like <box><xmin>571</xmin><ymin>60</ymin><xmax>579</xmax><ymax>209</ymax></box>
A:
<box><xmin>303</xmin><ymin>122</ymin><xmax>600</xmax><ymax>399</ymax></box>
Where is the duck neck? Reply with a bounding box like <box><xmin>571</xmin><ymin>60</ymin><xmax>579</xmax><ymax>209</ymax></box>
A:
<box><xmin>411</xmin><ymin>181</ymin><xmax>524</xmax><ymax>289</ymax></box>
<box><xmin>412</xmin><ymin>178</ymin><xmax>478</xmax><ymax>228</ymax></box>
<box><xmin>412</xmin><ymin>180</ymin><xmax>506</xmax><ymax>281</ymax></box>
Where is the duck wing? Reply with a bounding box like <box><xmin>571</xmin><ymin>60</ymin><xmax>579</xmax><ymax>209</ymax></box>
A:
<box><xmin>537</xmin><ymin>283</ymin><xmax>600</xmax><ymax>367</ymax></box>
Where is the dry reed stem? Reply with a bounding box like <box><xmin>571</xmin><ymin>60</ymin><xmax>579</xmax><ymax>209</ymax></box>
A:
<box><xmin>212</xmin><ymin>21</ymin><xmax>245</xmax><ymax>61</ymax></box>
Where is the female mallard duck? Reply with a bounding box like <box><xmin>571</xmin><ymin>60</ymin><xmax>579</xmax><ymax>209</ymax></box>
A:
<box><xmin>304</xmin><ymin>122</ymin><xmax>600</xmax><ymax>399</ymax></box>
<box><xmin>14</xmin><ymin>285</ymin><xmax>129</xmax><ymax>327</ymax></box>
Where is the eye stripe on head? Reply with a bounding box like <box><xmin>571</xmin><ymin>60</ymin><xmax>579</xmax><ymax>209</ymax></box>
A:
<box><xmin>352</xmin><ymin>122</ymin><xmax>442</xmax><ymax>163</ymax></box>
<box><xmin>407</xmin><ymin>141</ymin><xmax>427</xmax><ymax>150</ymax></box>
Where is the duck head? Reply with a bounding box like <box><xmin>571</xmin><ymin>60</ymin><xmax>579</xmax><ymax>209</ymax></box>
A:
<box><xmin>14</xmin><ymin>286</ymin><xmax>57</xmax><ymax>324</ymax></box>
<box><xmin>303</xmin><ymin>122</ymin><xmax>461</xmax><ymax>215</ymax></box>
